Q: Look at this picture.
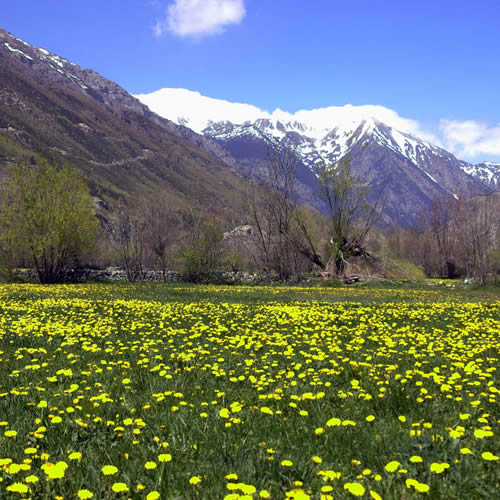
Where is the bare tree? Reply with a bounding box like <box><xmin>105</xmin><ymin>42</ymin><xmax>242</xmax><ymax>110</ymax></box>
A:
<box><xmin>247</xmin><ymin>139</ymin><xmax>298</xmax><ymax>280</ymax></box>
<box><xmin>140</xmin><ymin>193</ymin><xmax>178</xmax><ymax>281</ymax></box>
<box><xmin>112</xmin><ymin>202</ymin><xmax>146</xmax><ymax>281</ymax></box>
<box><xmin>423</xmin><ymin>194</ymin><xmax>459</xmax><ymax>278</ymax></box>
<box><xmin>247</xmin><ymin>182</ymin><xmax>274</xmax><ymax>272</ymax></box>
<box><xmin>456</xmin><ymin>193</ymin><xmax>499</xmax><ymax>284</ymax></box>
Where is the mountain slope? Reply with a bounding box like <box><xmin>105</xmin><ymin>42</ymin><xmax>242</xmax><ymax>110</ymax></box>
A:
<box><xmin>137</xmin><ymin>88</ymin><xmax>497</xmax><ymax>227</ymax></box>
<box><xmin>0</xmin><ymin>28</ymin><xmax>246</xmax><ymax>210</ymax></box>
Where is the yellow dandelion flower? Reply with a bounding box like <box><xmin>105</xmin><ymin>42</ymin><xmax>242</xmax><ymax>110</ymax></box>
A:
<box><xmin>101</xmin><ymin>465</ymin><xmax>118</xmax><ymax>475</ymax></box>
<box><xmin>429</xmin><ymin>462</ymin><xmax>450</xmax><ymax>474</ymax></box>
<box><xmin>344</xmin><ymin>482</ymin><xmax>366</xmax><ymax>496</ymax></box>
<box><xmin>112</xmin><ymin>482</ymin><xmax>129</xmax><ymax>493</ymax></box>
<box><xmin>6</xmin><ymin>483</ymin><xmax>29</xmax><ymax>494</ymax></box>
<box><xmin>41</xmin><ymin>461</ymin><xmax>67</xmax><ymax>479</ymax></box>
<box><xmin>219</xmin><ymin>408</ymin><xmax>230</xmax><ymax>418</ymax></box>
<box><xmin>326</xmin><ymin>417</ymin><xmax>341</xmax><ymax>427</ymax></box>
<box><xmin>385</xmin><ymin>460</ymin><xmax>400</xmax><ymax>472</ymax></box>
<box><xmin>474</xmin><ymin>429</ymin><xmax>493</xmax><ymax>439</ymax></box>
<box><xmin>77</xmin><ymin>490</ymin><xmax>94</xmax><ymax>499</ymax></box>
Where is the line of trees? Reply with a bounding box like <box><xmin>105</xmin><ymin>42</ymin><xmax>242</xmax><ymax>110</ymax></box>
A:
<box><xmin>387</xmin><ymin>191</ymin><xmax>500</xmax><ymax>285</ymax></box>
<box><xmin>0</xmin><ymin>154</ymin><xmax>498</xmax><ymax>284</ymax></box>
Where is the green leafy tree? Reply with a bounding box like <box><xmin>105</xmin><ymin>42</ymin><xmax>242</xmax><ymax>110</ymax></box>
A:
<box><xmin>315</xmin><ymin>155</ymin><xmax>381</xmax><ymax>276</ymax></box>
<box><xmin>291</xmin><ymin>155</ymin><xmax>382</xmax><ymax>278</ymax></box>
<box><xmin>0</xmin><ymin>157</ymin><xmax>99</xmax><ymax>283</ymax></box>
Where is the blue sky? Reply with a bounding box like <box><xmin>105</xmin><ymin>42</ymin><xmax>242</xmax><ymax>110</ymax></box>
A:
<box><xmin>2</xmin><ymin>0</ymin><xmax>500</xmax><ymax>161</ymax></box>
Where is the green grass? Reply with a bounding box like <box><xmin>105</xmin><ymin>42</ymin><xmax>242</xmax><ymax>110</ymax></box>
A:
<box><xmin>0</xmin><ymin>283</ymin><xmax>498</xmax><ymax>499</ymax></box>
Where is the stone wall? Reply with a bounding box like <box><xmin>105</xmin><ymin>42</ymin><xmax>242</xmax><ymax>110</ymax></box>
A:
<box><xmin>14</xmin><ymin>268</ymin><xmax>259</xmax><ymax>284</ymax></box>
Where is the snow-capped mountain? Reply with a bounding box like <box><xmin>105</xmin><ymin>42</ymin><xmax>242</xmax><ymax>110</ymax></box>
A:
<box><xmin>137</xmin><ymin>89</ymin><xmax>500</xmax><ymax>188</ymax></box>
<box><xmin>2</xmin><ymin>25</ymin><xmax>497</xmax><ymax>229</ymax></box>
<box><xmin>136</xmin><ymin>89</ymin><xmax>497</xmax><ymax>226</ymax></box>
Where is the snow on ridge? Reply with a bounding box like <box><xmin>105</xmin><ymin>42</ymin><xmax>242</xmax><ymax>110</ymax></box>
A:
<box><xmin>134</xmin><ymin>88</ymin><xmax>451</xmax><ymax>172</ymax></box>
<box><xmin>4</xmin><ymin>42</ymin><xmax>33</xmax><ymax>60</ymax></box>
<box><xmin>460</xmin><ymin>163</ymin><xmax>498</xmax><ymax>184</ymax></box>
<box><xmin>136</xmin><ymin>89</ymin><xmax>447</xmax><ymax>173</ymax></box>
<box><xmin>134</xmin><ymin>88</ymin><xmax>440</xmax><ymax>144</ymax></box>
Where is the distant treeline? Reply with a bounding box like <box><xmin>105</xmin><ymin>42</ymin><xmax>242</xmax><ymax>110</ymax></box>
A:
<box><xmin>1</xmin><ymin>152</ymin><xmax>499</xmax><ymax>284</ymax></box>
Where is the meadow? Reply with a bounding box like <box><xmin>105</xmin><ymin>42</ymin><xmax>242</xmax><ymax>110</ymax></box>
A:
<box><xmin>0</xmin><ymin>282</ymin><xmax>498</xmax><ymax>499</ymax></box>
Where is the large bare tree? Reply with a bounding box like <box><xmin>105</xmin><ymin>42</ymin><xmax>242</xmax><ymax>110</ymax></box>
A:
<box><xmin>456</xmin><ymin>193</ymin><xmax>499</xmax><ymax>284</ymax></box>
<box><xmin>247</xmin><ymin>139</ymin><xmax>298</xmax><ymax>280</ymax></box>
<box><xmin>139</xmin><ymin>193</ymin><xmax>178</xmax><ymax>282</ymax></box>
<box><xmin>112</xmin><ymin>202</ymin><xmax>146</xmax><ymax>282</ymax></box>
<box><xmin>424</xmin><ymin>194</ymin><xmax>459</xmax><ymax>278</ymax></box>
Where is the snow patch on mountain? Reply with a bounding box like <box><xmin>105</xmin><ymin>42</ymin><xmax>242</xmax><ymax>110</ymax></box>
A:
<box><xmin>4</xmin><ymin>42</ymin><xmax>33</xmax><ymax>60</ymax></box>
<box><xmin>460</xmin><ymin>162</ymin><xmax>500</xmax><ymax>187</ymax></box>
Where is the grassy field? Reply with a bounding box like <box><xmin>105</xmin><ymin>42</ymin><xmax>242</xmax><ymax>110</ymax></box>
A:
<box><xmin>0</xmin><ymin>282</ymin><xmax>498</xmax><ymax>499</ymax></box>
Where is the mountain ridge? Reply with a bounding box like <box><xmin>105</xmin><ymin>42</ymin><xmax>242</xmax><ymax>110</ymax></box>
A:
<box><xmin>136</xmin><ymin>88</ymin><xmax>498</xmax><ymax>227</ymax></box>
<box><xmin>0</xmin><ymin>27</ymin><xmax>248</xmax><ymax>211</ymax></box>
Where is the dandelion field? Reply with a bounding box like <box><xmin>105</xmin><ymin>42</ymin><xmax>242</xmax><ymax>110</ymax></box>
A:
<box><xmin>0</xmin><ymin>283</ymin><xmax>498</xmax><ymax>499</ymax></box>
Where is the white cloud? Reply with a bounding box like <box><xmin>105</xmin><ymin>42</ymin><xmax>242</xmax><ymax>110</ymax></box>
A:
<box><xmin>154</xmin><ymin>0</ymin><xmax>246</xmax><ymax>38</ymax></box>
<box><xmin>440</xmin><ymin>119</ymin><xmax>500</xmax><ymax>158</ymax></box>
<box><xmin>135</xmin><ymin>88</ymin><xmax>266</xmax><ymax>132</ymax></box>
